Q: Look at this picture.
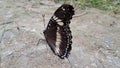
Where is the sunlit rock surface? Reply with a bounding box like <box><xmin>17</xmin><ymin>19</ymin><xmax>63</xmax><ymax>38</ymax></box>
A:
<box><xmin>0</xmin><ymin>0</ymin><xmax>120</xmax><ymax>68</ymax></box>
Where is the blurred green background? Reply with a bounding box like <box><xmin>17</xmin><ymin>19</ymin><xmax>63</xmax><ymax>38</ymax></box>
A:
<box><xmin>52</xmin><ymin>0</ymin><xmax>120</xmax><ymax>14</ymax></box>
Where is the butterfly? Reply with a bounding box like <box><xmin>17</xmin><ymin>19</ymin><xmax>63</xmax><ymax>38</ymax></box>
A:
<box><xmin>43</xmin><ymin>4</ymin><xmax>75</xmax><ymax>59</ymax></box>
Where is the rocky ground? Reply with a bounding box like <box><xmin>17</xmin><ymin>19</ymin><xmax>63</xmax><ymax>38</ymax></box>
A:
<box><xmin>0</xmin><ymin>0</ymin><xmax>120</xmax><ymax>68</ymax></box>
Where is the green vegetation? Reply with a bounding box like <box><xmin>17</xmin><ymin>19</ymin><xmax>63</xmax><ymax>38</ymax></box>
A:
<box><xmin>79</xmin><ymin>0</ymin><xmax>120</xmax><ymax>10</ymax></box>
<box><xmin>53</xmin><ymin>0</ymin><xmax>120</xmax><ymax>13</ymax></box>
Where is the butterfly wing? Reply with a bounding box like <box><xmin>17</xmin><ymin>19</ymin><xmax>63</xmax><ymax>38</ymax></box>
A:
<box><xmin>43</xmin><ymin>20</ymin><xmax>57</xmax><ymax>54</ymax></box>
<box><xmin>43</xmin><ymin>4</ymin><xmax>74</xmax><ymax>59</ymax></box>
<box><xmin>57</xmin><ymin>23</ymin><xmax>72</xmax><ymax>59</ymax></box>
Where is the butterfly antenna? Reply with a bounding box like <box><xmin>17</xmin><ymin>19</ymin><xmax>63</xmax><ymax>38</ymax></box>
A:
<box><xmin>42</xmin><ymin>14</ymin><xmax>49</xmax><ymax>51</ymax></box>
<box><xmin>36</xmin><ymin>14</ymin><xmax>46</xmax><ymax>46</ymax></box>
<box><xmin>42</xmin><ymin>14</ymin><xmax>46</xmax><ymax>29</ymax></box>
<box><xmin>73</xmin><ymin>8</ymin><xmax>88</xmax><ymax>18</ymax></box>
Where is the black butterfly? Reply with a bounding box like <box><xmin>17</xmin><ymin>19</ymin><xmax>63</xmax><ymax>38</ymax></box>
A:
<box><xmin>43</xmin><ymin>4</ymin><xmax>75</xmax><ymax>59</ymax></box>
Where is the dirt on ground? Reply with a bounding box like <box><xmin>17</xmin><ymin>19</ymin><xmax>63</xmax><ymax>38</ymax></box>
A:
<box><xmin>0</xmin><ymin>0</ymin><xmax>120</xmax><ymax>68</ymax></box>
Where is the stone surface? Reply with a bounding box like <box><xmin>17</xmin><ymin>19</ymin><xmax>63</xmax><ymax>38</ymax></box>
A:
<box><xmin>0</xmin><ymin>0</ymin><xmax>120</xmax><ymax>68</ymax></box>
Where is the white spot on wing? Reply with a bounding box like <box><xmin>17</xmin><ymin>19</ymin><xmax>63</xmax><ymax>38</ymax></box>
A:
<box><xmin>49</xmin><ymin>24</ymin><xmax>51</xmax><ymax>26</ymax></box>
<box><xmin>53</xmin><ymin>15</ymin><xmax>58</xmax><ymax>20</ymax></box>
<box><xmin>55</xmin><ymin>47</ymin><xmax>59</xmax><ymax>54</ymax></box>
<box><xmin>56</xmin><ymin>37</ymin><xmax>61</xmax><ymax>42</ymax></box>
<box><xmin>62</xmin><ymin>7</ymin><xmax>65</xmax><ymax>11</ymax></box>
<box><xmin>57</xmin><ymin>22</ymin><xmax>64</xmax><ymax>26</ymax></box>
<box><xmin>53</xmin><ymin>15</ymin><xmax>64</xmax><ymax>26</ymax></box>
<box><xmin>56</xmin><ymin>19</ymin><xmax>62</xmax><ymax>22</ymax></box>
<box><xmin>56</xmin><ymin>32</ymin><xmax>60</xmax><ymax>36</ymax></box>
<box><xmin>55</xmin><ymin>27</ymin><xmax>61</xmax><ymax>55</ymax></box>
<box><xmin>57</xmin><ymin>27</ymin><xmax>60</xmax><ymax>31</ymax></box>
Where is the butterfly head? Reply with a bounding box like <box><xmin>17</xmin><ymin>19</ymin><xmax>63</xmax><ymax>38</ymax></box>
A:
<box><xmin>54</xmin><ymin>4</ymin><xmax>75</xmax><ymax>21</ymax></box>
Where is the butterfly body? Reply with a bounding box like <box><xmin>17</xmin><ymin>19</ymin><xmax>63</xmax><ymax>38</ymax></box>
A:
<box><xmin>44</xmin><ymin>4</ymin><xmax>74</xmax><ymax>59</ymax></box>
